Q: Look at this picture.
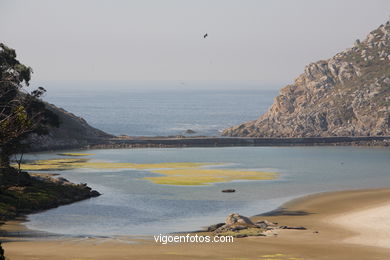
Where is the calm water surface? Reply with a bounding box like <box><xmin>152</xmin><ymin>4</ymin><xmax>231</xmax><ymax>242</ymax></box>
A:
<box><xmin>24</xmin><ymin>146</ymin><xmax>390</xmax><ymax>237</ymax></box>
<box><xmin>45</xmin><ymin>89</ymin><xmax>277</xmax><ymax>136</ymax></box>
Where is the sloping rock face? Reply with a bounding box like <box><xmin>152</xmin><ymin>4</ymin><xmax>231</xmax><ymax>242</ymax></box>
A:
<box><xmin>27</xmin><ymin>103</ymin><xmax>113</xmax><ymax>150</ymax></box>
<box><xmin>223</xmin><ymin>19</ymin><xmax>390</xmax><ymax>137</ymax></box>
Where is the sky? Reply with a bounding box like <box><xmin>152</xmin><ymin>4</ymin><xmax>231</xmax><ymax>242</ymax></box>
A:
<box><xmin>0</xmin><ymin>0</ymin><xmax>389</xmax><ymax>90</ymax></box>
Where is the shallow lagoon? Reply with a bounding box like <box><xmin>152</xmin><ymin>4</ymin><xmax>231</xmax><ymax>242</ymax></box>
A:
<box><xmin>23</xmin><ymin>146</ymin><xmax>390</xmax><ymax>236</ymax></box>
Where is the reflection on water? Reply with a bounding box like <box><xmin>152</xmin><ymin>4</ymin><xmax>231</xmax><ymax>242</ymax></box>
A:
<box><xmin>24</xmin><ymin>146</ymin><xmax>390</xmax><ymax>236</ymax></box>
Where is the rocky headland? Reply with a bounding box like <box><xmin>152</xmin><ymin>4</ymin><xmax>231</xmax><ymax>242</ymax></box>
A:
<box><xmin>26</xmin><ymin>103</ymin><xmax>113</xmax><ymax>151</ymax></box>
<box><xmin>223</xmin><ymin>19</ymin><xmax>390</xmax><ymax>137</ymax></box>
<box><xmin>0</xmin><ymin>167</ymin><xmax>100</xmax><ymax>221</ymax></box>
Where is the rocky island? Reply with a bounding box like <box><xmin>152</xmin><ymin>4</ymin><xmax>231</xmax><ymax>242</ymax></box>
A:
<box><xmin>223</xmin><ymin>19</ymin><xmax>390</xmax><ymax>137</ymax></box>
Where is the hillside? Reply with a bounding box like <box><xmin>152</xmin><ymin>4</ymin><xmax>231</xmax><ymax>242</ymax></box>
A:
<box><xmin>223</xmin><ymin>19</ymin><xmax>390</xmax><ymax>137</ymax></box>
<box><xmin>27</xmin><ymin>103</ymin><xmax>113</xmax><ymax>151</ymax></box>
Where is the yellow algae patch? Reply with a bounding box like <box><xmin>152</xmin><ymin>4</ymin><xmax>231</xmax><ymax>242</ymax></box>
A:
<box><xmin>17</xmin><ymin>158</ymin><xmax>277</xmax><ymax>186</ymax></box>
<box><xmin>145</xmin><ymin>168</ymin><xmax>277</xmax><ymax>185</ymax></box>
<box><xmin>16</xmin><ymin>159</ymin><xmax>210</xmax><ymax>172</ymax></box>
<box><xmin>58</xmin><ymin>152</ymin><xmax>95</xmax><ymax>156</ymax></box>
<box><xmin>15</xmin><ymin>158</ymin><xmax>89</xmax><ymax>171</ymax></box>
<box><xmin>82</xmin><ymin>162</ymin><xmax>210</xmax><ymax>170</ymax></box>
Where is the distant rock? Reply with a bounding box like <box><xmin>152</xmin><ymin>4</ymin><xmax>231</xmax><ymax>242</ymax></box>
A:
<box><xmin>223</xmin><ymin>18</ymin><xmax>390</xmax><ymax>138</ymax></box>
<box><xmin>185</xmin><ymin>129</ymin><xmax>196</xmax><ymax>134</ymax></box>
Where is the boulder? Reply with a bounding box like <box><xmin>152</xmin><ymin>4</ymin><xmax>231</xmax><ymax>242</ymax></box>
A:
<box><xmin>225</xmin><ymin>213</ymin><xmax>255</xmax><ymax>226</ymax></box>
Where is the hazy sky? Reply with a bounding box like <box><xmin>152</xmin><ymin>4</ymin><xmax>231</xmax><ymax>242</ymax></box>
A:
<box><xmin>1</xmin><ymin>0</ymin><xmax>389</xmax><ymax>90</ymax></box>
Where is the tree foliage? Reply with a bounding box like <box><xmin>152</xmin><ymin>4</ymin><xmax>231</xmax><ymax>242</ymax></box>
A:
<box><xmin>0</xmin><ymin>43</ymin><xmax>59</xmax><ymax>168</ymax></box>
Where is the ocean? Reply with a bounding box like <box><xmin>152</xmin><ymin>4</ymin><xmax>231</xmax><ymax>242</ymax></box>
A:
<box><xmin>44</xmin><ymin>88</ymin><xmax>278</xmax><ymax>136</ymax></box>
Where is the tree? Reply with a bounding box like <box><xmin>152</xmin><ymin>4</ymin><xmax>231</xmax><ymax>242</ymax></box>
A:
<box><xmin>0</xmin><ymin>43</ymin><xmax>59</xmax><ymax>169</ymax></box>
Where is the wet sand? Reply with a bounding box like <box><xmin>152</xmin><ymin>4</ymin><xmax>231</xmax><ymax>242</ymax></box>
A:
<box><xmin>3</xmin><ymin>188</ymin><xmax>390</xmax><ymax>260</ymax></box>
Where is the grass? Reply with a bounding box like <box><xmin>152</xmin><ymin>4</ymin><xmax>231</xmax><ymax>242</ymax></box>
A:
<box><xmin>16</xmin><ymin>158</ymin><xmax>278</xmax><ymax>186</ymax></box>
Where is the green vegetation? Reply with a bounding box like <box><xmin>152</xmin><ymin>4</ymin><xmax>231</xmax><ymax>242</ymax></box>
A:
<box><xmin>0</xmin><ymin>167</ymin><xmax>99</xmax><ymax>221</ymax></box>
<box><xmin>0</xmin><ymin>44</ymin><xmax>101</xmax><ymax>258</ymax></box>
<box><xmin>0</xmin><ymin>43</ymin><xmax>58</xmax><ymax>170</ymax></box>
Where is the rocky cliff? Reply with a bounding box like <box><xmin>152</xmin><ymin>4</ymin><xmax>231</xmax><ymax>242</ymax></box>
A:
<box><xmin>223</xmin><ymin>19</ymin><xmax>390</xmax><ymax>137</ymax></box>
<box><xmin>27</xmin><ymin>103</ymin><xmax>113</xmax><ymax>151</ymax></box>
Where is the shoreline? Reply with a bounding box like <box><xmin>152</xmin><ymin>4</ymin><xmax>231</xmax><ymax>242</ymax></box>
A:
<box><xmin>27</xmin><ymin>135</ymin><xmax>390</xmax><ymax>152</ymax></box>
<box><xmin>2</xmin><ymin>187</ymin><xmax>390</xmax><ymax>259</ymax></box>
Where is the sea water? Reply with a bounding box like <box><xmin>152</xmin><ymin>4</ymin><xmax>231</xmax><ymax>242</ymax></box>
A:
<box><xmin>44</xmin><ymin>88</ymin><xmax>277</xmax><ymax>136</ymax></box>
<box><xmin>24</xmin><ymin>146</ymin><xmax>390</xmax><ymax>237</ymax></box>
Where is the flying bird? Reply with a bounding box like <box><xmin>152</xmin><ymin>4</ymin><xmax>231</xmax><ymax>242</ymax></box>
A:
<box><xmin>203</xmin><ymin>33</ymin><xmax>208</xmax><ymax>38</ymax></box>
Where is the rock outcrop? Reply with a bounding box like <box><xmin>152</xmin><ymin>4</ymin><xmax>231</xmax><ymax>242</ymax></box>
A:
<box><xmin>27</xmin><ymin>103</ymin><xmax>113</xmax><ymax>151</ymax></box>
<box><xmin>209</xmin><ymin>213</ymin><xmax>306</xmax><ymax>238</ymax></box>
<box><xmin>223</xmin><ymin>19</ymin><xmax>390</xmax><ymax>137</ymax></box>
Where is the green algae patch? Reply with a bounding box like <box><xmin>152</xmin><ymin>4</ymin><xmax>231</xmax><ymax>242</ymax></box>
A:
<box><xmin>16</xmin><ymin>157</ymin><xmax>277</xmax><ymax>186</ymax></box>
<box><xmin>58</xmin><ymin>153</ymin><xmax>96</xmax><ymax>156</ymax></box>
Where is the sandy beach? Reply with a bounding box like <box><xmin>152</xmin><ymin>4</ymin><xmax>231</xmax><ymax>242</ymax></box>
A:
<box><xmin>1</xmin><ymin>188</ymin><xmax>390</xmax><ymax>260</ymax></box>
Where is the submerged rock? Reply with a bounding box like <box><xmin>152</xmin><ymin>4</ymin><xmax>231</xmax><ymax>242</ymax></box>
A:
<box><xmin>222</xmin><ymin>189</ymin><xmax>236</xmax><ymax>193</ymax></box>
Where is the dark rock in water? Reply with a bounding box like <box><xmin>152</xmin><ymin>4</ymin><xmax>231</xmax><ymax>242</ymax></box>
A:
<box><xmin>207</xmin><ymin>223</ymin><xmax>225</xmax><ymax>232</ymax></box>
<box><xmin>185</xmin><ymin>129</ymin><xmax>196</xmax><ymax>134</ymax></box>
<box><xmin>222</xmin><ymin>189</ymin><xmax>236</xmax><ymax>193</ymax></box>
<box><xmin>90</xmin><ymin>190</ymin><xmax>101</xmax><ymax>197</ymax></box>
